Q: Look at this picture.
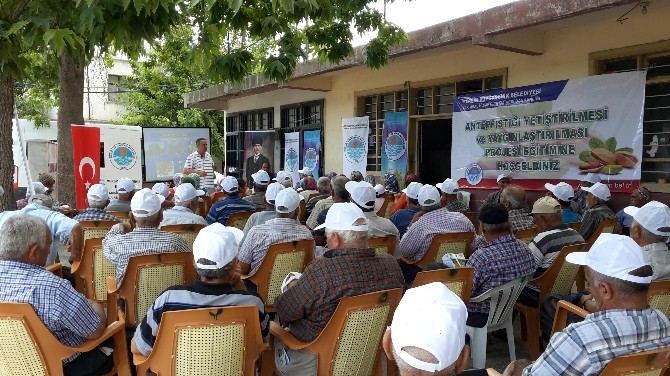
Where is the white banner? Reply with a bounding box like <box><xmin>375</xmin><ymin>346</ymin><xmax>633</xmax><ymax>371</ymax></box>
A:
<box><xmin>284</xmin><ymin>132</ymin><xmax>301</xmax><ymax>187</ymax></box>
<box><xmin>101</xmin><ymin>124</ymin><xmax>143</xmax><ymax>197</ymax></box>
<box><xmin>342</xmin><ymin>117</ymin><xmax>369</xmax><ymax>176</ymax></box>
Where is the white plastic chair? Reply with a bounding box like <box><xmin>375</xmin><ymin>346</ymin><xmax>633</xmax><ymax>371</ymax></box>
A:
<box><xmin>465</xmin><ymin>275</ymin><xmax>530</xmax><ymax>369</ymax></box>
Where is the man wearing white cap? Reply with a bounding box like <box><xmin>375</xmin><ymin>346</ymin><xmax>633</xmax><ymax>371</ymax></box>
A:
<box><xmin>274</xmin><ymin>203</ymin><xmax>404</xmax><ymax>375</ymax></box>
<box><xmin>625</xmin><ymin>201</ymin><xmax>670</xmax><ymax>280</ymax></box>
<box><xmin>241</xmin><ymin>182</ymin><xmax>284</xmax><ymax>240</ymax></box>
<box><xmin>572</xmin><ymin>172</ymin><xmax>601</xmax><ymax>214</ymax></box>
<box><xmin>238</xmin><ymin>189</ymin><xmax>312</xmax><ymax>289</ymax></box>
<box><xmin>274</xmin><ymin>170</ymin><xmax>294</xmax><ymax>189</ymax></box>
<box><xmin>544</xmin><ymin>182</ymin><xmax>580</xmax><ymax>224</ymax></box>
<box><xmin>206</xmin><ymin>176</ymin><xmax>256</xmax><ymax>226</ymax></box>
<box><xmin>131</xmin><ymin>223</ymin><xmax>269</xmax><ymax>357</ymax></box>
<box><xmin>106</xmin><ymin>177</ymin><xmax>137</xmax><ymax>212</ymax></box>
<box><xmin>73</xmin><ymin>184</ymin><xmax>120</xmax><ymax>223</ymax></box>
<box><xmin>440</xmin><ymin>178</ymin><xmax>468</xmax><ymax>213</ymax></box>
<box><xmin>103</xmin><ymin>188</ymin><xmax>191</xmax><ymax>285</ymax></box>
<box><xmin>245</xmin><ymin>170</ymin><xmax>271</xmax><ymax>210</ymax></box>
<box><xmin>390</xmin><ymin>182</ymin><xmax>423</xmax><ymax>239</ymax></box>
<box><xmin>578</xmin><ymin>182</ymin><xmax>616</xmax><ymax>241</ymax></box>
<box><xmin>159</xmin><ymin>183</ymin><xmax>207</xmax><ymax>227</ymax></box>
<box><xmin>484</xmin><ymin>173</ymin><xmax>511</xmax><ymax>205</ymax></box>
<box><xmin>504</xmin><ymin>234</ymin><xmax>670</xmax><ymax>376</ymax></box>
<box><xmin>346</xmin><ymin>181</ymin><xmax>400</xmax><ymax>251</ymax></box>
<box><xmin>373</xmin><ymin>183</ymin><xmax>386</xmax><ymax>213</ymax></box>
<box><xmin>16</xmin><ymin>181</ymin><xmax>47</xmax><ymax>210</ymax></box>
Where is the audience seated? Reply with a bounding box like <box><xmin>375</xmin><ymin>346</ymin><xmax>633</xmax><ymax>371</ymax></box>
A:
<box><xmin>309</xmin><ymin>176</ymin><xmax>350</xmax><ymax>246</ymax></box>
<box><xmin>73</xmin><ymin>184</ymin><xmax>120</xmax><ymax>223</ymax></box>
<box><xmin>544</xmin><ymin>182</ymin><xmax>580</xmax><ymax>223</ymax></box>
<box><xmin>244</xmin><ymin>170</ymin><xmax>271</xmax><ymax>210</ymax></box>
<box><xmin>578</xmin><ymin>182</ymin><xmax>616</xmax><ymax>240</ymax></box>
<box><xmin>305</xmin><ymin>177</ymin><xmax>331</xmax><ymax>218</ymax></box>
<box><xmin>105</xmin><ymin>177</ymin><xmax>137</xmax><ymax>213</ymax></box>
<box><xmin>484</xmin><ymin>173</ymin><xmax>510</xmax><ymax>205</ymax></box>
<box><xmin>16</xmin><ymin>181</ymin><xmax>47</xmax><ymax>210</ymax></box>
<box><xmin>299</xmin><ymin>176</ymin><xmax>318</xmax><ymax>202</ymax></box>
<box><xmin>390</xmin><ymin>174</ymin><xmax>419</xmax><ymax>215</ymax></box>
<box><xmin>241</xmin><ymin>182</ymin><xmax>284</xmax><ymax>241</ymax></box>
<box><xmin>440</xmin><ymin>178</ymin><xmax>468</xmax><ymax>213</ymax></box>
<box><xmin>206</xmin><ymin>176</ymin><xmax>256</xmax><ymax>225</ymax></box>
<box><xmin>500</xmin><ymin>185</ymin><xmax>534</xmax><ymax>232</ymax></box>
<box><xmin>390</xmin><ymin>182</ymin><xmax>422</xmax><ymax>240</ymax></box>
<box><xmin>159</xmin><ymin>183</ymin><xmax>207</xmax><ymax>227</ymax></box>
<box><xmin>616</xmin><ymin>186</ymin><xmax>652</xmax><ymax>236</ymax></box>
<box><xmin>346</xmin><ymin>181</ymin><xmax>400</xmax><ymax>249</ymax></box>
<box><xmin>275</xmin><ymin>170</ymin><xmax>294</xmax><ymax>189</ymax></box>
<box><xmin>572</xmin><ymin>173</ymin><xmax>600</xmax><ymax>214</ymax></box>
<box><xmin>151</xmin><ymin>182</ymin><xmax>174</xmax><ymax>209</ymax></box>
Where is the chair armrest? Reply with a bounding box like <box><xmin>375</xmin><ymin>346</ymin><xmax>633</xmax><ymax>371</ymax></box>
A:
<box><xmin>68</xmin><ymin>320</ymin><xmax>125</xmax><ymax>353</ymax></box>
<box><xmin>106</xmin><ymin>276</ymin><xmax>120</xmax><ymax>326</ymax></box>
<box><xmin>70</xmin><ymin>260</ymin><xmax>81</xmax><ymax>275</ymax></box>
<box><xmin>468</xmin><ymin>290</ymin><xmax>491</xmax><ymax>303</ymax></box>
<box><xmin>106</xmin><ymin>276</ymin><xmax>117</xmax><ymax>294</ymax></box>
<box><xmin>46</xmin><ymin>263</ymin><xmax>63</xmax><ymax>277</ymax></box>
<box><xmin>551</xmin><ymin>300</ymin><xmax>588</xmax><ymax>335</ymax></box>
<box><xmin>399</xmin><ymin>257</ymin><xmax>416</xmax><ymax>265</ymax></box>
<box><xmin>133</xmin><ymin>352</ymin><xmax>147</xmax><ymax>366</ymax></box>
<box><xmin>269</xmin><ymin>322</ymin><xmax>312</xmax><ymax>350</ymax></box>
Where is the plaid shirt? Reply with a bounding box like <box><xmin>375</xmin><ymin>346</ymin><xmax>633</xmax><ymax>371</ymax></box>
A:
<box><xmin>103</xmin><ymin>225</ymin><xmax>191</xmax><ymax>285</ymax></box>
<box><xmin>306</xmin><ymin>197</ymin><xmax>334</xmax><ymax>229</ymax></box>
<box><xmin>275</xmin><ymin>248</ymin><xmax>404</xmax><ymax>342</ymax></box>
<box><xmin>579</xmin><ymin>203</ymin><xmax>615</xmax><ymax>241</ymax></box>
<box><xmin>445</xmin><ymin>199</ymin><xmax>469</xmax><ymax>213</ymax></box>
<box><xmin>466</xmin><ymin>234</ymin><xmax>535</xmax><ymax>314</ymax></box>
<box><xmin>508</xmin><ymin>208</ymin><xmax>536</xmax><ymax>232</ymax></box>
<box><xmin>399</xmin><ymin>208</ymin><xmax>475</xmax><ymax>261</ymax></box>
<box><xmin>0</xmin><ymin>260</ymin><xmax>101</xmax><ymax>363</ymax></box>
<box><xmin>73</xmin><ymin>208</ymin><xmax>120</xmax><ymax>223</ymax></box>
<box><xmin>523</xmin><ymin>308</ymin><xmax>670</xmax><ymax>376</ymax></box>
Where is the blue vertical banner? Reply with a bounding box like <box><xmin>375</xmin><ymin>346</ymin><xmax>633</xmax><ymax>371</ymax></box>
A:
<box><xmin>303</xmin><ymin>130</ymin><xmax>321</xmax><ymax>179</ymax></box>
<box><xmin>381</xmin><ymin>112</ymin><xmax>409</xmax><ymax>188</ymax></box>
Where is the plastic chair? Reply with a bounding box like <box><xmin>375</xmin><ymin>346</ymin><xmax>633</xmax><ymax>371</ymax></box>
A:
<box><xmin>71</xmin><ymin>237</ymin><xmax>117</xmax><ymax>303</ymax></box>
<box><xmin>513</xmin><ymin>243</ymin><xmax>587</xmax><ymax>359</ymax></box>
<box><xmin>466</xmin><ymin>275</ymin><xmax>531</xmax><ymax>369</ymax></box>
<box><xmin>261</xmin><ymin>288</ymin><xmax>403</xmax><ymax>376</ymax></box>
<box><xmin>514</xmin><ymin>227</ymin><xmax>539</xmax><ymax>245</ymax></box>
<box><xmin>225</xmin><ymin>211</ymin><xmax>254</xmax><ymax>231</ymax></box>
<box><xmin>648</xmin><ymin>279</ymin><xmax>670</xmax><ymax>318</ymax></box>
<box><xmin>196</xmin><ymin>200</ymin><xmax>207</xmax><ymax>219</ymax></box>
<box><xmin>413</xmin><ymin>267</ymin><xmax>475</xmax><ymax>302</ymax></box>
<box><xmin>107</xmin><ymin>252</ymin><xmax>197</xmax><ymax>327</ymax></box>
<box><xmin>161</xmin><ymin>224</ymin><xmax>205</xmax><ymax>248</ymax></box>
<box><xmin>401</xmin><ymin>231</ymin><xmax>475</xmax><ymax>269</ymax></box>
<box><xmin>133</xmin><ymin>306</ymin><xmax>268</xmax><ymax>376</ymax></box>
<box><xmin>242</xmin><ymin>239</ymin><xmax>314</xmax><ymax>313</ymax></box>
<box><xmin>0</xmin><ymin>302</ymin><xmax>130</xmax><ymax>376</ymax></box>
<box><xmin>368</xmin><ymin>235</ymin><xmax>397</xmax><ymax>256</ymax></box>
<box><xmin>577</xmin><ymin>217</ymin><xmax>618</xmax><ymax>290</ymax></box>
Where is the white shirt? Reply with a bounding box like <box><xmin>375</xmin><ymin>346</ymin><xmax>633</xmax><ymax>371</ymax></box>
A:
<box><xmin>160</xmin><ymin>206</ymin><xmax>207</xmax><ymax>227</ymax></box>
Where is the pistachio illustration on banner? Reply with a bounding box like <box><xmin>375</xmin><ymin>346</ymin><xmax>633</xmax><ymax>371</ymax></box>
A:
<box><xmin>578</xmin><ymin>136</ymin><xmax>638</xmax><ymax>175</ymax></box>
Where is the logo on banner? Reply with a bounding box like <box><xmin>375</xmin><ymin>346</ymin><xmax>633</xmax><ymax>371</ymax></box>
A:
<box><xmin>465</xmin><ymin>163</ymin><xmax>483</xmax><ymax>185</ymax></box>
<box><xmin>344</xmin><ymin>135</ymin><xmax>366</xmax><ymax>163</ymax></box>
<box><xmin>109</xmin><ymin>143</ymin><xmax>137</xmax><ymax>170</ymax></box>
<box><xmin>304</xmin><ymin>147</ymin><xmax>318</xmax><ymax>171</ymax></box>
<box><xmin>286</xmin><ymin>148</ymin><xmax>299</xmax><ymax>171</ymax></box>
<box><xmin>384</xmin><ymin>131</ymin><xmax>406</xmax><ymax>162</ymax></box>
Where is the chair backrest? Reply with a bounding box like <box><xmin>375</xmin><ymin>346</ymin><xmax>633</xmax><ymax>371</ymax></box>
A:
<box><xmin>368</xmin><ymin>235</ymin><xmax>397</xmax><ymax>256</ymax></box>
<box><xmin>515</xmin><ymin>227</ymin><xmax>539</xmax><ymax>245</ymax></box>
<box><xmin>585</xmin><ymin>217</ymin><xmax>617</xmax><ymax>248</ymax></box>
<box><xmin>225</xmin><ymin>211</ymin><xmax>253</xmax><ymax>230</ymax></box>
<box><xmin>417</xmin><ymin>232</ymin><xmax>475</xmax><ymax>269</ymax></box>
<box><xmin>477</xmin><ymin>276</ymin><xmax>530</xmax><ymax>331</ymax></box>
<box><xmin>413</xmin><ymin>267</ymin><xmax>475</xmax><ymax>302</ymax></box>
<box><xmin>116</xmin><ymin>252</ymin><xmax>196</xmax><ymax>326</ymax></box>
<box><xmin>598</xmin><ymin>348</ymin><xmax>670</xmax><ymax>376</ymax></box>
<box><xmin>376</xmin><ymin>195</ymin><xmax>394</xmax><ymax>218</ymax></box>
<box><xmin>161</xmin><ymin>224</ymin><xmax>205</xmax><ymax>248</ymax></box>
<box><xmin>464</xmin><ymin>212</ymin><xmax>478</xmax><ymax>231</ymax></box>
<box><xmin>196</xmin><ymin>200</ymin><xmax>207</xmax><ymax>219</ymax></box>
<box><xmin>246</xmin><ymin>239</ymin><xmax>314</xmax><ymax>312</ymax></box>
<box><xmin>73</xmin><ymin>237</ymin><xmax>117</xmax><ymax>302</ymax></box>
<box><xmin>201</xmin><ymin>195</ymin><xmax>212</xmax><ymax>214</ymax></box>
<box><xmin>648</xmin><ymin>280</ymin><xmax>670</xmax><ymax>319</ymax></box>
<box><xmin>210</xmin><ymin>191</ymin><xmax>226</xmax><ymax>204</ymax></box>
<box><xmin>306</xmin><ymin>192</ymin><xmax>318</xmax><ymax>203</ymax></box>
<box><xmin>136</xmin><ymin>306</ymin><xmax>265</xmax><ymax>376</ymax></box>
<box><xmin>310</xmin><ymin>289</ymin><xmax>403</xmax><ymax>376</ymax></box>
<box><xmin>79</xmin><ymin>220</ymin><xmax>117</xmax><ymax>242</ymax></box>
<box><xmin>298</xmin><ymin>200</ymin><xmax>308</xmax><ymax>224</ymax></box>
<box><xmin>531</xmin><ymin>243</ymin><xmax>587</xmax><ymax>302</ymax></box>
<box><xmin>108</xmin><ymin>211</ymin><xmax>132</xmax><ymax>229</ymax></box>
<box><xmin>568</xmin><ymin>222</ymin><xmax>581</xmax><ymax>231</ymax></box>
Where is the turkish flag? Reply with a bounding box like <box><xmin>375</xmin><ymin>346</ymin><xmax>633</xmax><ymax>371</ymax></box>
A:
<box><xmin>71</xmin><ymin>125</ymin><xmax>101</xmax><ymax>209</ymax></box>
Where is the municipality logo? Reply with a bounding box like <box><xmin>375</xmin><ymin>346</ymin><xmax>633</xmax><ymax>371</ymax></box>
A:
<box><xmin>109</xmin><ymin>143</ymin><xmax>137</xmax><ymax>170</ymax></box>
<box><xmin>304</xmin><ymin>147</ymin><xmax>318</xmax><ymax>171</ymax></box>
<box><xmin>344</xmin><ymin>135</ymin><xmax>366</xmax><ymax>163</ymax></box>
<box><xmin>465</xmin><ymin>163</ymin><xmax>483</xmax><ymax>185</ymax></box>
<box><xmin>384</xmin><ymin>131</ymin><xmax>406</xmax><ymax>162</ymax></box>
<box><xmin>286</xmin><ymin>148</ymin><xmax>299</xmax><ymax>171</ymax></box>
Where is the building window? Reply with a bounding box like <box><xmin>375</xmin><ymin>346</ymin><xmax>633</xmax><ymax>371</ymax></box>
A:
<box><xmin>279</xmin><ymin>100</ymin><xmax>325</xmax><ymax>175</ymax></box>
<box><xmin>225</xmin><ymin>108</ymin><xmax>273</xmax><ymax>177</ymax></box>
<box><xmin>107</xmin><ymin>74</ymin><xmax>129</xmax><ymax>102</ymax></box>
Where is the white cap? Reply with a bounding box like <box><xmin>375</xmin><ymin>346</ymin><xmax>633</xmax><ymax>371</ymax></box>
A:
<box><xmin>265</xmin><ymin>182</ymin><xmax>284</xmax><ymax>203</ymax></box>
<box><xmin>439</xmin><ymin>178</ymin><xmax>459</xmax><ymax>195</ymax></box>
<box><xmin>87</xmin><ymin>184</ymin><xmax>109</xmax><ymax>202</ymax></box>
<box><xmin>566</xmin><ymin>233</ymin><xmax>652</xmax><ymax>284</ymax></box>
<box><xmin>192</xmin><ymin>223</ymin><xmax>244</xmax><ymax>270</ymax></box>
<box><xmin>581</xmin><ymin>172</ymin><xmax>601</xmax><ymax>184</ymax></box>
<box><xmin>151</xmin><ymin>183</ymin><xmax>170</xmax><ymax>198</ymax></box>
<box><xmin>274</xmin><ymin>170</ymin><xmax>292</xmax><ymax>184</ymax></box>
<box><xmin>402</xmin><ymin>182</ymin><xmax>424</xmax><ymax>200</ymax></box>
<box><xmin>300</xmin><ymin>167</ymin><xmax>313</xmax><ymax>176</ymax></box>
<box><xmin>581</xmin><ymin>182</ymin><xmax>611</xmax><ymax>201</ymax></box>
<box><xmin>624</xmin><ymin>201</ymin><xmax>670</xmax><ymax>237</ymax></box>
<box><xmin>374</xmin><ymin>184</ymin><xmax>385</xmax><ymax>197</ymax></box>
<box><xmin>418</xmin><ymin>185</ymin><xmax>441</xmax><ymax>207</ymax></box>
<box><xmin>275</xmin><ymin>188</ymin><xmax>301</xmax><ymax>214</ymax></box>
<box><xmin>174</xmin><ymin>183</ymin><xmax>205</xmax><ymax>203</ymax></box>
<box><xmin>116</xmin><ymin>178</ymin><xmax>136</xmax><ymax>193</ymax></box>
<box><xmin>221</xmin><ymin>176</ymin><xmax>239</xmax><ymax>193</ymax></box>
<box><xmin>496</xmin><ymin>173</ymin><xmax>511</xmax><ymax>183</ymax></box>
<box><xmin>27</xmin><ymin>182</ymin><xmax>47</xmax><ymax>198</ymax></box>
<box><xmin>391</xmin><ymin>282</ymin><xmax>467</xmax><ymax>372</ymax></box>
<box><xmin>544</xmin><ymin>182</ymin><xmax>574</xmax><ymax>202</ymax></box>
<box><xmin>346</xmin><ymin>181</ymin><xmax>376</xmax><ymax>209</ymax></box>
<box><xmin>314</xmin><ymin>202</ymin><xmax>369</xmax><ymax>231</ymax></box>
<box><xmin>130</xmin><ymin>188</ymin><xmax>165</xmax><ymax>218</ymax></box>
<box><xmin>251</xmin><ymin>170</ymin><xmax>271</xmax><ymax>186</ymax></box>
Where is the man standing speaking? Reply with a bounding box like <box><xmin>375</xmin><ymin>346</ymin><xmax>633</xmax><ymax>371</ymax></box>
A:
<box><xmin>183</xmin><ymin>138</ymin><xmax>215</xmax><ymax>193</ymax></box>
<box><xmin>245</xmin><ymin>134</ymin><xmax>271</xmax><ymax>184</ymax></box>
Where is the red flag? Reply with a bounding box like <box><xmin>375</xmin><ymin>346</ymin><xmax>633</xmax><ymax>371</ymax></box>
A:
<box><xmin>71</xmin><ymin>125</ymin><xmax>101</xmax><ymax>209</ymax></box>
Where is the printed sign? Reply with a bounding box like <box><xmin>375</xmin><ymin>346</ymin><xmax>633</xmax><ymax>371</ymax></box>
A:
<box><xmin>342</xmin><ymin>117</ymin><xmax>369</xmax><ymax>176</ymax></box>
<box><xmin>381</xmin><ymin>112</ymin><xmax>408</xmax><ymax>189</ymax></box>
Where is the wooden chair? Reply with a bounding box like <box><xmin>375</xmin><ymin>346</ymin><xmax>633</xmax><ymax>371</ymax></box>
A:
<box><xmin>161</xmin><ymin>224</ymin><xmax>206</xmax><ymax>248</ymax></box>
<box><xmin>46</xmin><ymin>263</ymin><xmax>63</xmax><ymax>278</ymax></box>
<box><xmin>71</xmin><ymin>237</ymin><xmax>117</xmax><ymax>303</ymax></box>
<box><xmin>401</xmin><ymin>232</ymin><xmax>475</xmax><ymax>269</ymax></box>
<box><xmin>107</xmin><ymin>252</ymin><xmax>197</xmax><ymax>327</ymax></box>
<box><xmin>210</xmin><ymin>191</ymin><xmax>226</xmax><ymax>204</ymax></box>
<box><xmin>0</xmin><ymin>302</ymin><xmax>130</xmax><ymax>376</ymax></box>
<box><xmin>201</xmin><ymin>195</ymin><xmax>212</xmax><ymax>214</ymax></box>
<box><xmin>306</xmin><ymin>192</ymin><xmax>319</xmax><ymax>203</ymax></box>
<box><xmin>577</xmin><ymin>217</ymin><xmax>618</xmax><ymax>290</ymax></box>
<box><xmin>514</xmin><ymin>227</ymin><xmax>539</xmax><ymax>245</ymax></box>
<box><xmin>648</xmin><ymin>279</ymin><xmax>670</xmax><ymax>318</ymax></box>
<box><xmin>412</xmin><ymin>267</ymin><xmax>475</xmax><ymax>302</ymax></box>
<box><xmin>513</xmin><ymin>243</ymin><xmax>587</xmax><ymax>360</ymax></box>
<box><xmin>464</xmin><ymin>212</ymin><xmax>478</xmax><ymax>231</ymax></box>
<box><xmin>107</xmin><ymin>211</ymin><xmax>132</xmax><ymax>229</ymax></box>
<box><xmin>297</xmin><ymin>200</ymin><xmax>308</xmax><ymax>224</ymax></box>
<box><xmin>261</xmin><ymin>288</ymin><xmax>403</xmax><ymax>376</ymax></box>
<box><xmin>79</xmin><ymin>220</ymin><xmax>117</xmax><ymax>242</ymax></box>
<box><xmin>133</xmin><ymin>306</ymin><xmax>268</xmax><ymax>376</ymax></box>
<box><xmin>196</xmin><ymin>199</ymin><xmax>207</xmax><ymax>219</ymax></box>
<box><xmin>368</xmin><ymin>235</ymin><xmax>397</xmax><ymax>256</ymax></box>
<box><xmin>242</xmin><ymin>239</ymin><xmax>314</xmax><ymax>313</ymax></box>
<box><xmin>567</xmin><ymin>221</ymin><xmax>581</xmax><ymax>231</ymax></box>
<box><xmin>225</xmin><ymin>211</ymin><xmax>254</xmax><ymax>231</ymax></box>
<box><xmin>376</xmin><ymin>194</ymin><xmax>394</xmax><ymax>218</ymax></box>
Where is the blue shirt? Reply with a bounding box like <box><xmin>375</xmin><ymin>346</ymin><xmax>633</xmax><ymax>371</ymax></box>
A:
<box><xmin>562</xmin><ymin>208</ymin><xmax>580</xmax><ymax>224</ymax></box>
<box><xmin>206</xmin><ymin>194</ymin><xmax>256</xmax><ymax>225</ymax></box>
<box><xmin>390</xmin><ymin>207</ymin><xmax>420</xmax><ymax>238</ymax></box>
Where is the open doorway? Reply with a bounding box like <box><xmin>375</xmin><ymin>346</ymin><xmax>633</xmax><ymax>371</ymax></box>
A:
<box><xmin>419</xmin><ymin>118</ymin><xmax>452</xmax><ymax>185</ymax></box>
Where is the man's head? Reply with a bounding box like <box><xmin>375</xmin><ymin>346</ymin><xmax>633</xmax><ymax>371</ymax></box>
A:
<box><xmin>478</xmin><ymin>203</ymin><xmax>511</xmax><ymax>238</ymax></box>
<box><xmin>116</xmin><ymin>177</ymin><xmax>137</xmax><ymax>201</ymax></box>
<box><xmin>346</xmin><ymin>181</ymin><xmax>376</xmax><ymax>213</ymax></box>
<box><xmin>530</xmin><ymin>196</ymin><xmax>562</xmax><ymax>232</ymax></box>
<box><xmin>331</xmin><ymin>176</ymin><xmax>351</xmax><ymax>202</ymax></box>
<box><xmin>350</xmin><ymin>170</ymin><xmax>364</xmax><ymax>182</ymax></box>
<box><xmin>304</xmin><ymin>176</ymin><xmax>317</xmax><ymax>191</ymax></box>
<box><xmin>418</xmin><ymin>185</ymin><xmax>442</xmax><ymax>213</ymax></box>
<box><xmin>196</xmin><ymin>138</ymin><xmax>208</xmax><ymax>155</ymax></box>
<box><xmin>275</xmin><ymin>187</ymin><xmax>301</xmax><ymax>219</ymax></box>
<box><xmin>130</xmin><ymin>188</ymin><xmax>165</xmax><ymax>228</ymax></box>
<box><xmin>192</xmin><ymin>223</ymin><xmax>243</xmax><ymax>281</ymax></box>
<box><xmin>579</xmin><ymin>172</ymin><xmax>601</xmax><ymax>188</ymax></box>
<box><xmin>151</xmin><ymin>182</ymin><xmax>171</xmax><ymax>200</ymax></box>
<box><xmin>87</xmin><ymin>183</ymin><xmax>110</xmax><ymax>209</ymax></box>
<box><xmin>496</xmin><ymin>173</ymin><xmax>511</xmax><ymax>192</ymax></box>
<box><xmin>581</xmin><ymin>182</ymin><xmax>611</xmax><ymax>208</ymax></box>
<box><xmin>174</xmin><ymin>183</ymin><xmax>205</xmax><ymax>210</ymax></box>
<box><xmin>38</xmin><ymin>173</ymin><xmax>55</xmax><ymax>192</ymax></box>
<box><xmin>261</xmin><ymin>162</ymin><xmax>270</xmax><ymax>172</ymax></box>
<box><xmin>544</xmin><ymin>182</ymin><xmax>574</xmax><ymax>206</ymax></box>
<box><xmin>500</xmin><ymin>185</ymin><xmax>526</xmax><ymax>211</ymax></box>
<box><xmin>251</xmin><ymin>169</ymin><xmax>271</xmax><ymax>190</ymax></box>
<box><xmin>439</xmin><ymin>178</ymin><xmax>460</xmax><ymax>205</ymax></box>
<box><xmin>252</xmin><ymin>135</ymin><xmax>263</xmax><ymax>155</ymax></box>
<box><xmin>220</xmin><ymin>176</ymin><xmax>239</xmax><ymax>196</ymax></box>
<box><xmin>383</xmin><ymin>282</ymin><xmax>469</xmax><ymax>376</ymax></box>
<box><xmin>274</xmin><ymin>170</ymin><xmax>293</xmax><ymax>188</ymax></box>
<box><xmin>374</xmin><ymin>184</ymin><xmax>385</xmax><ymax>198</ymax></box>
<box><xmin>315</xmin><ymin>202</ymin><xmax>368</xmax><ymax>250</ymax></box>
<box><xmin>625</xmin><ymin>201</ymin><xmax>670</xmax><ymax>247</ymax></box>
<box><xmin>0</xmin><ymin>215</ymin><xmax>51</xmax><ymax>266</ymax></box>
<box><xmin>26</xmin><ymin>182</ymin><xmax>47</xmax><ymax>200</ymax></box>
<box><xmin>264</xmin><ymin>182</ymin><xmax>284</xmax><ymax>208</ymax></box>
<box><xmin>316</xmin><ymin>177</ymin><xmax>331</xmax><ymax>194</ymax></box>
<box><xmin>566</xmin><ymin>234</ymin><xmax>652</xmax><ymax>311</ymax></box>
<box><xmin>630</xmin><ymin>186</ymin><xmax>652</xmax><ymax>208</ymax></box>
<box><xmin>403</xmin><ymin>182</ymin><xmax>423</xmax><ymax>208</ymax></box>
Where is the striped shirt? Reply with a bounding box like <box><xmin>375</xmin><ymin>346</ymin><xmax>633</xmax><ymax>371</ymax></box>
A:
<box><xmin>160</xmin><ymin>206</ymin><xmax>207</xmax><ymax>227</ymax></box>
<box><xmin>529</xmin><ymin>224</ymin><xmax>585</xmax><ymax>273</ymax></box>
<box><xmin>306</xmin><ymin>197</ymin><xmax>334</xmax><ymax>229</ymax></box>
<box><xmin>73</xmin><ymin>208</ymin><xmax>120</xmax><ymax>223</ymax></box>
<box><xmin>238</xmin><ymin>218</ymin><xmax>313</xmax><ymax>276</ymax></box>
<box><xmin>0</xmin><ymin>261</ymin><xmax>101</xmax><ymax>363</ymax></box>
<box><xmin>184</xmin><ymin>151</ymin><xmax>215</xmax><ymax>191</ymax></box>
<box><xmin>399</xmin><ymin>208</ymin><xmax>475</xmax><ymax>261</ymax></box>
<box><xmin>206</xmin><ymin>195</ymin><xmax>256</xmax><ymax>225</ymax></box>
<box><xmin>522</xmin><ymin>308</ymin><xmax>670</xmax><ymax>376</ymax></box>
<box><xmin>133</xmin><ymin>280</ymin><xmax>269</xmax><ymax>356</ymax></box>
<box><xmin>579</xmin><ymin>204</ymin><xmax>615</xmax><ymax>241</ymax></box>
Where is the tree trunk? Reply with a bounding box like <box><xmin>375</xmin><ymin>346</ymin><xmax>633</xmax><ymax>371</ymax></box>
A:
<box><xmin>57</xmin><ymin>49</ymin><xmax>85</xmax><ymax>206</ymax></box>
<box><xmin>0</xmin><ymin>74</ymin><xmax>17</xmax><ymax>212</ymax></box>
